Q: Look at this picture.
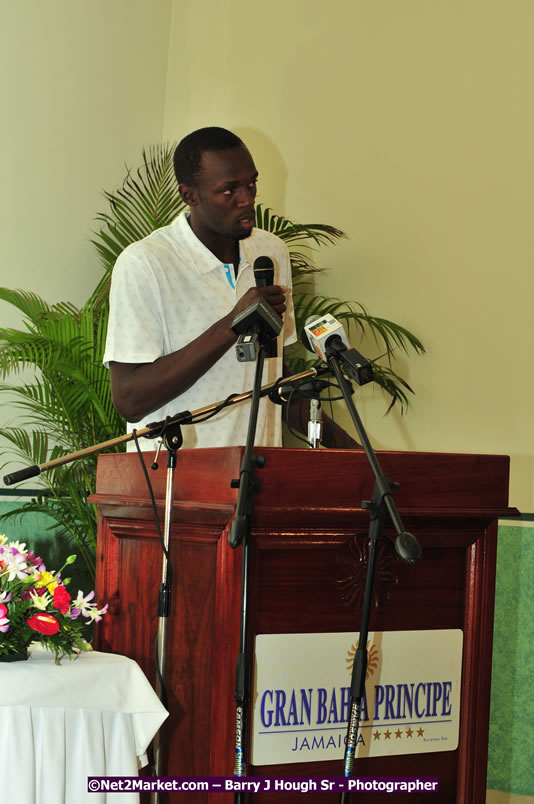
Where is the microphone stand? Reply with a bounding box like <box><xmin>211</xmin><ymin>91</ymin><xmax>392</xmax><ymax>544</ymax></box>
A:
<box><xmin>325</xmin><ymin>351</ymin><xmax>422</xmax><ymax>803</ymax></box>
<box><xmin>149</xmin><ymin>420</ymin><xmax>184</xmax><ymax>804</ymax></box>
<box><xmin>227</xmin><ymin>343</ymin><xmax>266</xmax><ymax>802</ymax></box>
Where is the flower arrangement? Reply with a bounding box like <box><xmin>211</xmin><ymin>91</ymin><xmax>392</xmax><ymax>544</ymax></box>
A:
<box><xmin>0</xmin><ymin>534</ymin><xmax>107</xmax><ymax>664</ymax></box>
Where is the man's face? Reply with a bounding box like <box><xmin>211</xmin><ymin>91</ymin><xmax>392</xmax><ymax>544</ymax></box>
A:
<box><xmin>185</xmin><ymin>145</ymin><xmax>258</xmax><ymax>244</ymax></box>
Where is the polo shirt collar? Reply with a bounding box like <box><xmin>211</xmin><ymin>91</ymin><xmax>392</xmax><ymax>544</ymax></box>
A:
<box><xmin>174</xmin><ymin>210</ymin><xmax>252</xmax><ymax>275</ymax></box>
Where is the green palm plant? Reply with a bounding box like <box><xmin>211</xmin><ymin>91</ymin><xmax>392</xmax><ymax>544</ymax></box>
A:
<box><xmin>90</xmin><ymin>143</ymin><xmax>181</xmax><ymax>310</ymax></box>
<box><xmin>0</xmin><ymin>289</ymin><xmax>124</xmax><ymax>580</ymax></box>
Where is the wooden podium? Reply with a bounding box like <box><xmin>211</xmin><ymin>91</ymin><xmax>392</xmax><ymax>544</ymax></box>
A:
<box><xmin>91</xmin><ymin>447</ymin><xmax>516</xmax><ymax>802</ymax></box>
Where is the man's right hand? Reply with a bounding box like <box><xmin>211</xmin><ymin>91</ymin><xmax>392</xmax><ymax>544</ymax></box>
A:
<box><xmin>230</xmin><ymin>284</ymin><xmax>287</xmax><ymax>319</ymax></box>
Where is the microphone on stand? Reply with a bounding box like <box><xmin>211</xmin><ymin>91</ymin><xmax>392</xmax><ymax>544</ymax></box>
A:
<box><xmin>253</xmin><ymin>256</ymin><xmax>277</xmax><ymax>358</ymax></box>
<box><xmin>269</xmin><ymin>379</ymin><xmax>331</xmax><ymax>449</ymax></box>
<box><xmin>301</xmin><ymin>314</ymin><xmax>374</xmax><ymax>386</ymax></box>
<box><xmin>302</xmin><ymin>313</ymin><xmax>421</xmax><ymax>565</ymax></box>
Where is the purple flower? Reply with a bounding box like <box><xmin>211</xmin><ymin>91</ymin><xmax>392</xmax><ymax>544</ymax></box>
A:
<box><xmin>20</xmin><ymin>586</ymin><xmax>47</xmax><ymax>601</ymax></box>
<box><xmin>26</xmin><ymin>551</ymin><xmax>45</xmax><ymax>570</ymax></box>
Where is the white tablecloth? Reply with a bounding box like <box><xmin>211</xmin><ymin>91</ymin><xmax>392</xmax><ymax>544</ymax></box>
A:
<box><xmin>0</xmin><ymin>645</ymin><xmax>168</xmax><ymax>804</ymax></box>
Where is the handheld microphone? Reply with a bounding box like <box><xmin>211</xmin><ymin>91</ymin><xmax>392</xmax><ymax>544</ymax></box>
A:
<box><xmin>302</xmin><ymin>314</ymin><xmax>374</xmax><ymax>386</ymax></box>
<box><xmin>254</xmin><ymin>256</ymin><xmax>277</xmax><ymax>358</ymax></box>
<box><xmin>253</xmin><ymin>255</ymin><xmax>274</xmax><ymax>288</ymax></box>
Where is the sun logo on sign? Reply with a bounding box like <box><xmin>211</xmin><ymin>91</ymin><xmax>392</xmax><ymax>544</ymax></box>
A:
<box><xmin>346</xmin><ymin>640</ymin><xmax>380</xmax><ymax>679</ymax></box>
<box><xmin>336</xmin><ymin>533</ymin><xmax>398</xmax><ymax>613</ymax></box>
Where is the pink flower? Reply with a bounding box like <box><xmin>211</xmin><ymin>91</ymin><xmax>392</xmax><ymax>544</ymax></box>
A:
<box><xmin>0</xmin><ymin>599</ymin><xmax>10</xmax><ymax>633</ymax></box>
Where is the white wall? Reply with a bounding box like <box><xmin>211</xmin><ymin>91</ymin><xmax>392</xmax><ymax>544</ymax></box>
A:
<box><xmin>163</xmin><ymin>0</ymin><xmax>534</xmax><ymax>512</ymax></box>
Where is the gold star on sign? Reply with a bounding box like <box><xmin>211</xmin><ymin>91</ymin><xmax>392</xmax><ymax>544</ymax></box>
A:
<box><xmin>395</xmin><ymin>729</ymin><xmax>403</xmax><ymax>739</ymax></box>
<box><xmin>417</xmin><ymin>728</ymin><xmax>425</xmax><ymax>737</ymax></box>
<box><xmin>373</xmin><ymin>731</ymin><xmax>381</xmax><ymax>740</ymax></box>
<box><xmin>406</xmin><ymin>728</ymin><xmax>414</xmax><ymax>738</ymax></box>
<box><xmin>384</xmin><ymin>730</ymin><xmax>392</xmax><ymax>740</ymax></box>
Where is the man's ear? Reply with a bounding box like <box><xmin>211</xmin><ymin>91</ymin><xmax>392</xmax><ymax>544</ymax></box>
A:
<box><xmin>179</xmin><ymin>183</ymin><xmax>197</xmax><ymax>207</ymax></box>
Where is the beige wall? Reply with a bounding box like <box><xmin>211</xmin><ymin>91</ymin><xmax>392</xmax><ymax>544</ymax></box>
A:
<box><xmin>164</xmin><ymin>0</ymin><xmax>534</xmax><ymax>512</ymax></box>
<box><xmin>0</xmin><ymin>0</ymin><xmax>171</xmax><ymax>476</ymax></box>
<box><xmin>0</xmin><ymin>0</ymin><xmax>171</xmax><ymax>320</ymax></box>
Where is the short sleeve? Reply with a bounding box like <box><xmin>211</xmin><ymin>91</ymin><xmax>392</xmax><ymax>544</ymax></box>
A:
<box><xmin>103</xmin><ymin>248</ymin><xmax>166</xmax><ymax>368</ymax></box>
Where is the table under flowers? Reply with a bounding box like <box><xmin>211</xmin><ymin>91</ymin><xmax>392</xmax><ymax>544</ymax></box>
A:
<box><xmin>0</xmin><ymin>645</ymin><xmax>168</xmax><ymax>803</ymax></box>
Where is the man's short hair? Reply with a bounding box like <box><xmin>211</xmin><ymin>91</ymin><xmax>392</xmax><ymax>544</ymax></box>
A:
<box><xmin>173</xmin><ymin>127</ymin><xmax>244</xmax><ymax>186</ymax></box>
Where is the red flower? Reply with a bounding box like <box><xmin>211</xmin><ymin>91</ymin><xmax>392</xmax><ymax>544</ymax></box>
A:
<box><xmin>53</xmin><ymin>585</ymin><xmax>71</xmax><ymax>615</ymax></box>
<box><xmin>27</xmin><ymin>613</ymin><xmax>60</xmax><ymax>635</ymax></box>
<box><xmin>0</xmin><ymin>603</ymin><xmax>7</xmax><ymax>619</ymax></box>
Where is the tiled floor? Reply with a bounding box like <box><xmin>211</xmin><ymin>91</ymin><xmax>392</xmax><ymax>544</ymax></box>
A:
<box><xmin>487</xmin><ymin>792</ymin><xmax>534</xmax><ymax>803</ymax></box>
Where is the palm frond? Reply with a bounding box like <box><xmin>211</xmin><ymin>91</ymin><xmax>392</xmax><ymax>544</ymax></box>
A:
<box><xmin>364</xmin><ymin>364</ymin><xmax>416</xmax><ymax>413</ymax></box>
<box><xmin>286</xmin><ymin>293</ymin><xmax>425</xmax><ymax>412</ymax></box>
<box><xmin>255</xmin><ymin>205</ymin><xmax>345</xmax><ymax>278</ymax></box>
<box><xmin>90</xmin><ymin>144</ymin><xmax>184</xmax><ymax>308</ymax></box>
<box><xmin>0</xmin><ymin>287</ymin><xmax>54</xmax><ymax>323</ymax></box>
<box><xmin>256</xmin><ymin>205</ymin><xmax>344</xmax><ymax>246</ymax></box>
<box><xmin>293</xmin><ymin>294</ymin><xmax>426</xmax><ymax>357</ymax></box>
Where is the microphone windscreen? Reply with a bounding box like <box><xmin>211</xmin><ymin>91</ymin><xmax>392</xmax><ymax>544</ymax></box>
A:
<box><xmin>253</xmin><ymin>256</ymin><xmax>274</xmax><ymax>288</ymax></box>
<box><xmin>300</xmin><ymin>329</ymin><xmax>312</xmax><ymax>352</ymax></box>
<box><xmin>300</xmin><ymin>315</ymin><xmax>321</xmax><ymax>353</ymax></box>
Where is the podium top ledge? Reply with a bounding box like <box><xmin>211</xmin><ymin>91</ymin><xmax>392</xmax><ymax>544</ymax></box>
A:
<box><xmin>94</xmin><ymin>447</ymin><xmax>512</xmax><ymax>513</ymax></box>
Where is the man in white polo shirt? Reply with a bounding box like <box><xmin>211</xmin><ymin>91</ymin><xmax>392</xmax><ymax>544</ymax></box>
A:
<box><xmin>104</xmin><ymin>127</ymin><xmax>356</xmax><ymax>450</ymax></box>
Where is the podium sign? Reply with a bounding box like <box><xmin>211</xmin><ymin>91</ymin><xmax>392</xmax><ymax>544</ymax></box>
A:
<box><xmin>251</xmin><ymin>629</ymin><xmax>463</xmax><ymax>765</ymax></box>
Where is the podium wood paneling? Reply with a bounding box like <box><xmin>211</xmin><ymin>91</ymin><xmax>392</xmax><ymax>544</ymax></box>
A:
<box><xmin>90</xmin><ymin>447</ymin><xmax>516</xmax><ymax>803</ymax></box>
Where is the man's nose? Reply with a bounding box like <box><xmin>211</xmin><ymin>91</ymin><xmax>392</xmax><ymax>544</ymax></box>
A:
<box><xmin>235</xmin><ymin>185</ymin><xmax>255</xmax><ymax>206</ymax></box>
